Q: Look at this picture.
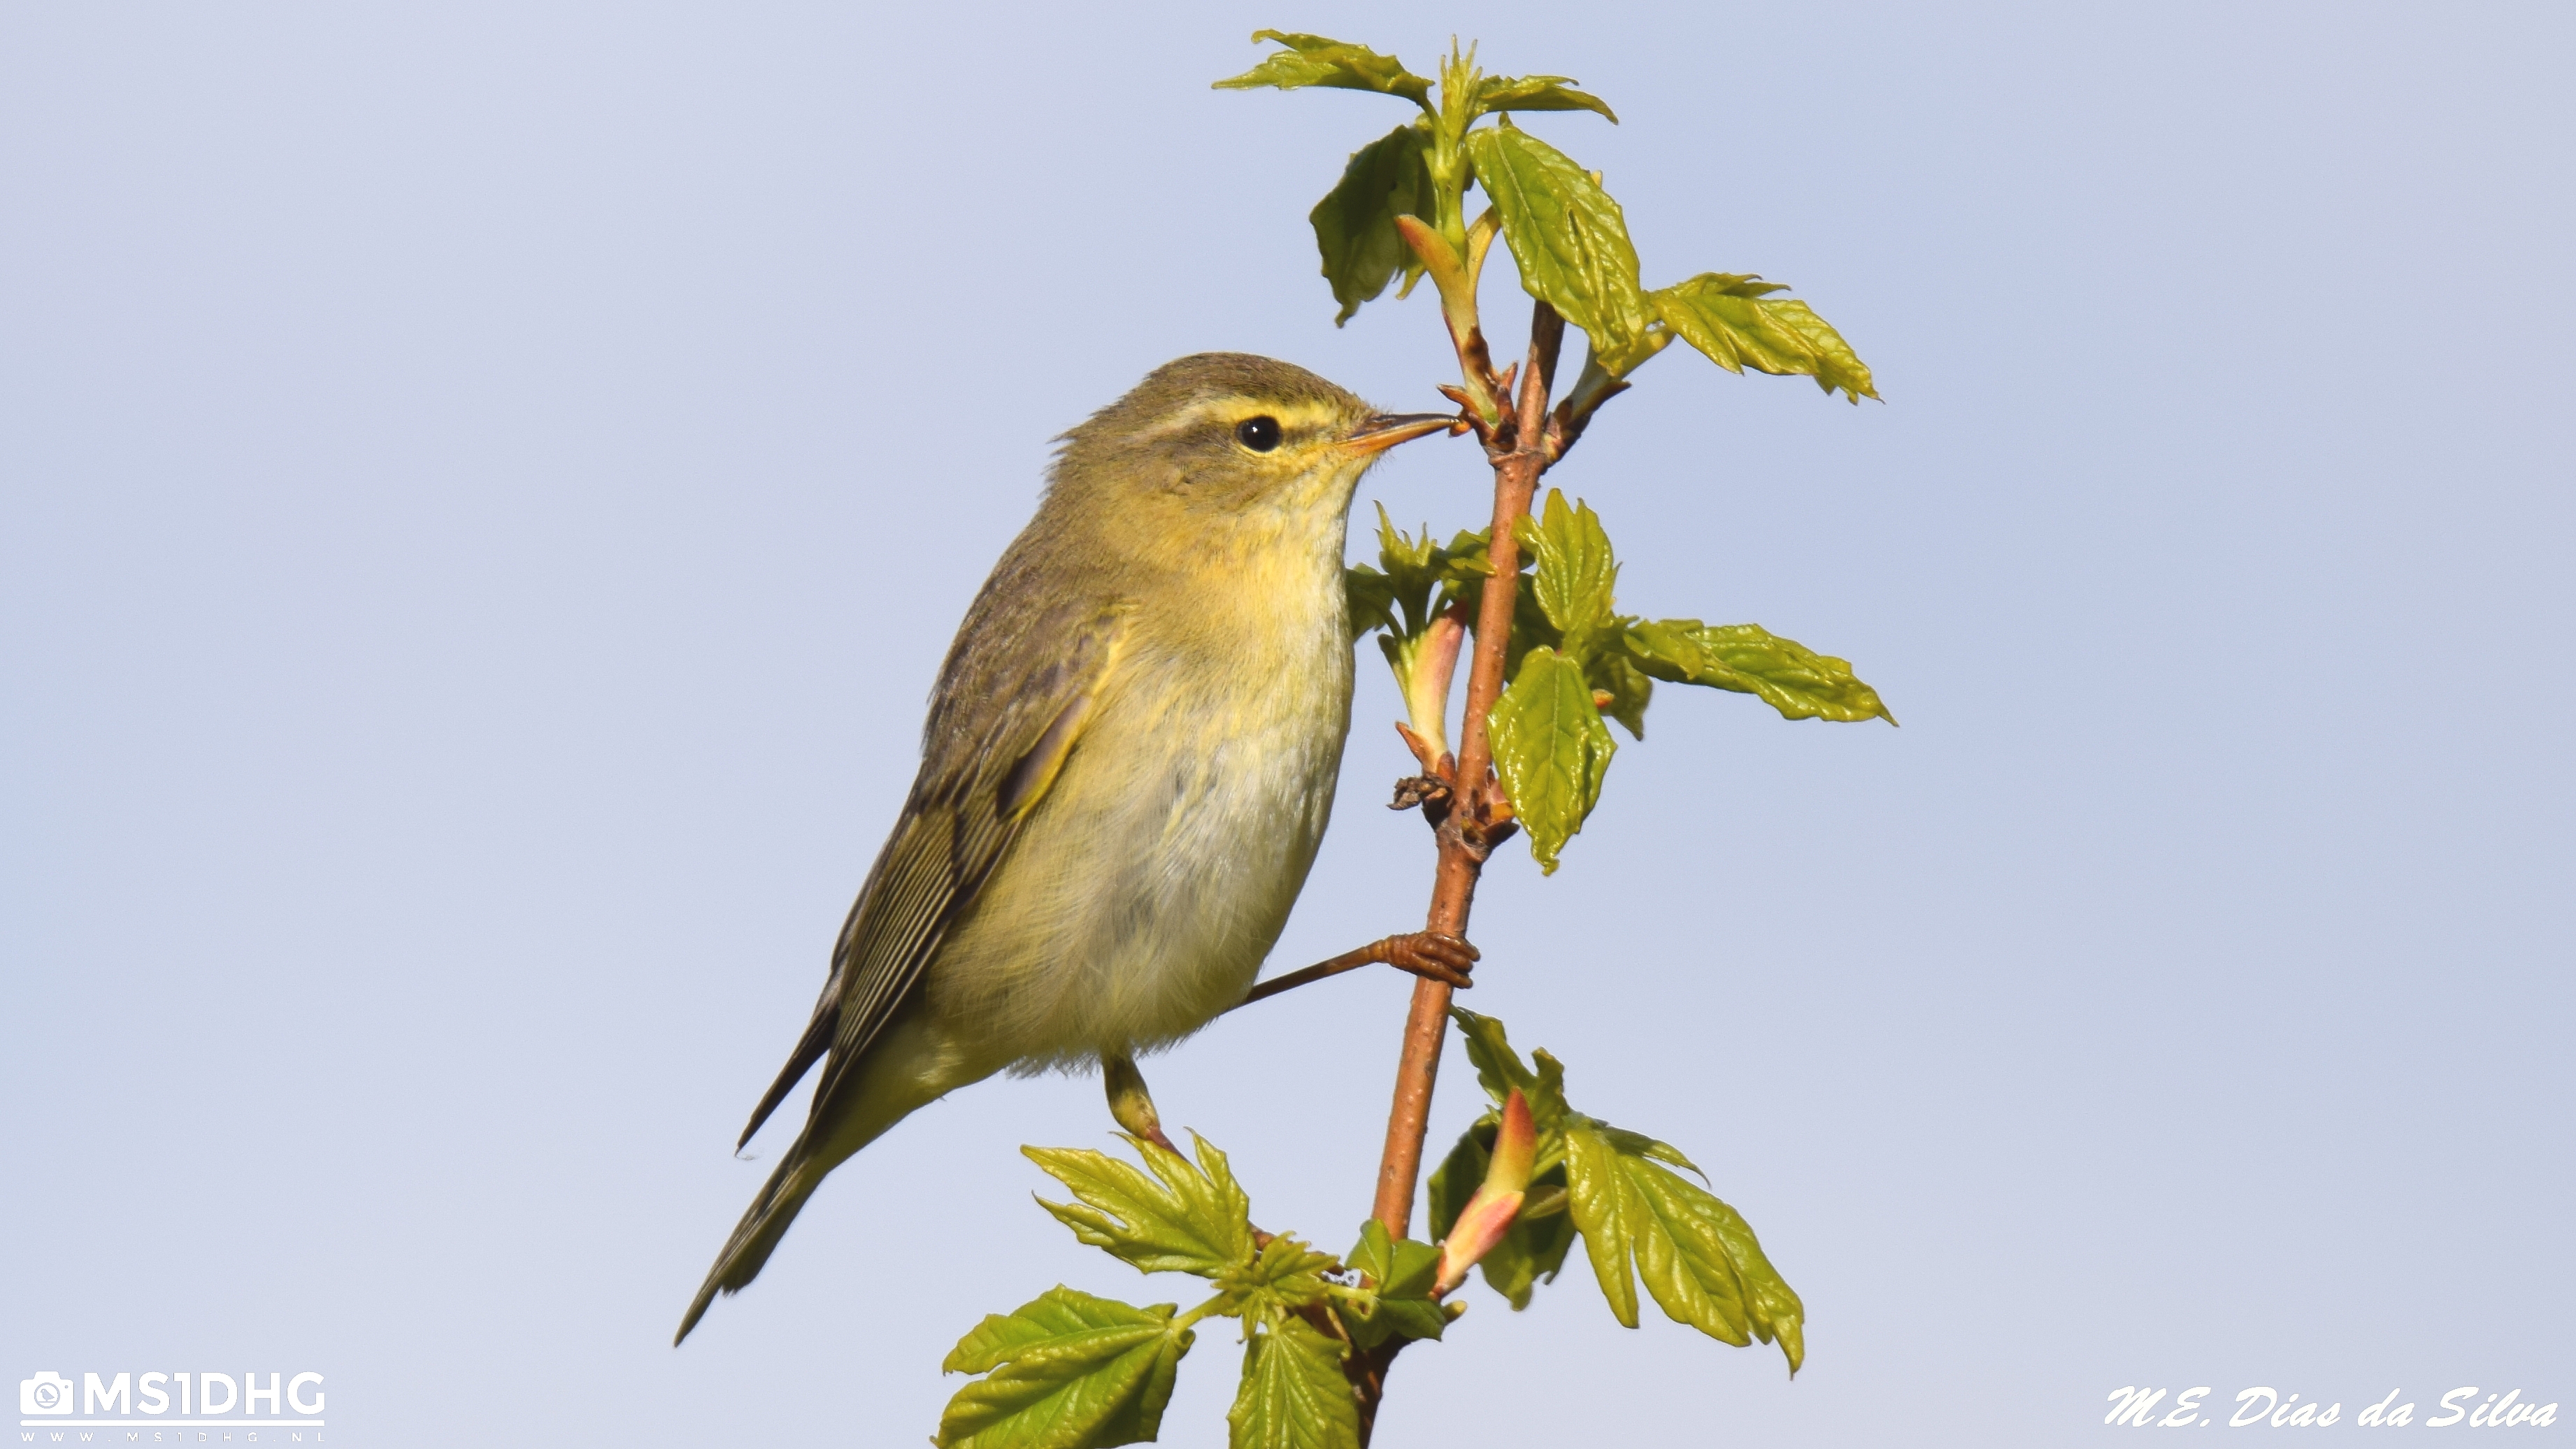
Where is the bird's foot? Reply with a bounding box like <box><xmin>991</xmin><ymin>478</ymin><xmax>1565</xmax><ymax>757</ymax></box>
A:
<box><xmin>1102</xmin><ymin>1051</ymin><xmax>1178</xmax><ymax>1152</ymax></box>
<box><xmin>1371</xmin><ymin>931</ymin><xmax>1480</xmax><ymax>990</ymax></box>
<box><xmin>1232</xmin><ymin>932</ymin><xmax>1480</xmax><ymax>1010</ymax></box>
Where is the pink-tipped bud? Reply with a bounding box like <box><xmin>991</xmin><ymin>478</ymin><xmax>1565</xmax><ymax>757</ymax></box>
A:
<box><xmin>1436</xmin><ymin>1090</ymin><xmax>1536</xmax><ymax>1294</ymax></box>
<box><xmin>1401</xmin><ymin>611</ymin><xmax>1468</xmax><ymax>763</ymax></box>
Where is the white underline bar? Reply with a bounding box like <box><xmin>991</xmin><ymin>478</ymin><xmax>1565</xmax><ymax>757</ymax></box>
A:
<box><xmin>18</xmin><ymin>1420</ymin><xmax>326</xmax><ymax>1427</ymax></box>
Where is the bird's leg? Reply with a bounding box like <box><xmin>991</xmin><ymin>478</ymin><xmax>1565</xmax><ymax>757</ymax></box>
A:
<box><xmin>1101</xmin><ymin>1050</ymin><xmax>1178</xmax><ymax>1152</ymax></box>
<box><xmin>1231</xmin><ymin>932</ymin><xmax>1480</xmax><ymax>1011</ymax></box>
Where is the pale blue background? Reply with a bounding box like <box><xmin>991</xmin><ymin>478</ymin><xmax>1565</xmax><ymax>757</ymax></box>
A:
<box><xmin>6</xmin><ymin>3</ymin><xmax>2569</xmax><ymax>1443</ymax></box>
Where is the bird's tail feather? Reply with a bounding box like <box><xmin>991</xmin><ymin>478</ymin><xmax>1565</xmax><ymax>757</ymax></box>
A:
<box><xmin>676</xmin><ymin>1016</ymin><xmax>982</xmax><ymax>1345</ymax></box>
<box><xmin>675</xmin><ymin>1141</ymin><xmax>824</xmax><ymax>1345</ymax></box>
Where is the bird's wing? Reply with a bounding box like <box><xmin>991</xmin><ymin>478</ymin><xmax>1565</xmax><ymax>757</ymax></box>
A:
<box><xmin>734</xmin><ymin>599</ymin><xmax>1131</xmax><ymax>1148</ymax></box>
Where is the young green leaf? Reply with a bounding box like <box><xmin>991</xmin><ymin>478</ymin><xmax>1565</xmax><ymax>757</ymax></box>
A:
<box><xmin>1625</xmin><ymin>620</ymin><xmax>1896</xmax><ymax>724</ymax></box>
<box><xmin>1024</xmin><ymin>1132</ymin><xmax>1256</xmax><ymax>1279</ymax></box>
<box><xmin>1587</xmin><ymin>649</ymin><xmax>1654</xmax><ymax>740</ymax></box>
<box><xmin>1212</xmin><ymin>1233</ymin><xmax>1342</xmax><ymax>1323</ymax></box>
<box><xmin>1461</xmin><ymin>122</ymin><xmax>1651</xmax><ymax>364</ymax></box>
<box><xmin>1346</xmin><ymin>511</ymin><xmax>1503</xmax><ymax>761</ymax></box>
<box><xmin>1445</xmin><ymin>1008</ymin><xmax>1566</xmax><ymax>1137</ymax></box>
<box><xmin>1340</xmin><ymin>1218</ymin><xmax>1448</xmax><ymax>1347</ymax></box>
<box><xmin>1226</xmin><ymin>1316</ymin><xmax>1360</xmax><ymax>1449</ymax></box>
<box><xmin>1472</xmin><ymin>73</ymin><xmax>1619</xmax><ymax>123</ymax></box>
<box><xmin>1650</xmin><ymin>272</ymin><xmax>1878</xmax><ymax>403</ymax></box>
<box><xmin>1213</xmin><ymin>31</ymin><xmax>1432</xmax><ymax>107</ymax></box>
<box><xmin>1345</xmin><ymin>507</ymin><xmax>1491</xmax><ymax>642</ymax></box>
<box><xmin>1343</xmin><ymin>565</ymin><xmax>1398</xmax><ymax>643</ymax></box>
<box><xmin>1310</xmin><ymin>123</ymin><xmax>1436</xmax><ymax>325</ymax></box>
<box><xmin>1485</xmin><ymin>647</ymin><xmax>1616</xmax><ymax>873</ymax></box>
<box><xmin>1511</xmin><ymin>489</ymin><xmax>1619</xmax><ymax>643</ymax></box>
<box><xmin>1564</xmin><ymin>1124</ymin><xmax>1805</xmax><ymax>1373</ymax></box>
<box><xmin>1346</xmin><ymin>1217</ymin><xmax>1443</xmax><ymax>1300</ymax></box>
<box><xmin>936</xmin><ymin>1287</ymin><xmax>1194</xmax><ymax>1449</ymax></box>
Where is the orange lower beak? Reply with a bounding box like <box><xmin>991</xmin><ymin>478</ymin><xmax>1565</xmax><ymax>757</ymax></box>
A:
<box><xmin>1343</xmin><ymin>413</ymin><xmax>1461</xmax><ymax>455</ymax></box>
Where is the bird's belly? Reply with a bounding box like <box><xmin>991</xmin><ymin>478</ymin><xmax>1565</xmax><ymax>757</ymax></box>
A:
<box><xmin>925</xmin><ymin>643</ymin><xmax>1351</xmax><ymax>1070</ymax></box>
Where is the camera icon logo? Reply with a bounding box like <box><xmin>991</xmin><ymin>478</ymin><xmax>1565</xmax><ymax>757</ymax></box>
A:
<box><xmin>20</xmin><ymin>1371</ymin><xmax>76</xmax><ymax>1415</ymax></box>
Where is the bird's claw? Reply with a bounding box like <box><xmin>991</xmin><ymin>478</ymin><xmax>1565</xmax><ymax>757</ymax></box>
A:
<box><xmin>1377</xmin><ymin>931</ymin><xmax>1479</xmax><ymax>990</ymax></box>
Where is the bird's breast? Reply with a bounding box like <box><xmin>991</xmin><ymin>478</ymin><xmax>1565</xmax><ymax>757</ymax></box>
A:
<box><xmin>929</xmin><ymin>557</ymin><xmax>1357</xmax><ymax>1069</ymax></box>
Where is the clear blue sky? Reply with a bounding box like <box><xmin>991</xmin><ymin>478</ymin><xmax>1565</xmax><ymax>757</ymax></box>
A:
<box><xmin>6</xmin><ymin>3</ymin><xmax>2568</xmax><ymax>1443</ymax></box>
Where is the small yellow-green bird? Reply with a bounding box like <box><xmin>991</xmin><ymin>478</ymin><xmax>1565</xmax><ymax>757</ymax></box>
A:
<box><xmin>677</xmin><ymin>353</ymin><xmax>1469</xmax><ymax>1343</ymax></box>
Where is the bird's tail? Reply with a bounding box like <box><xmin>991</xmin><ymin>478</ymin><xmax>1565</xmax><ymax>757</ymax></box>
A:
<box><xmin>675</xmin><ymin>1022</ymin><xmax>971</xmax><ymax>1345</ymax></box>
<box><xmin>675</xmin><ymin>1140</ymin><xmax>824</xmax><ymax>1345</ymax></box>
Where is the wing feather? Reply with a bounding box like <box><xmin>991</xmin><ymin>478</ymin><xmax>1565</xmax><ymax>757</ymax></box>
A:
<box><xmin>732</xmin><ymin>601</ymin><xmax>1129</xmax><ymax>1148</ymax></box>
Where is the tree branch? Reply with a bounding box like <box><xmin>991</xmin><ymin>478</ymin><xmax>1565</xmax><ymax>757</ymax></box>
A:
<box><xmin>1351</xmin><ymin>301</ymin><xmax>1564</xmax><ymax>1443</ymax></box>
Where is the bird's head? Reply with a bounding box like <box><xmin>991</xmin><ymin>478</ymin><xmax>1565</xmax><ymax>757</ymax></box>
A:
<box><xmin>1047</xmin><ymin>353</ymin><xmax>1454</xmax><ymax>540</ymax></box>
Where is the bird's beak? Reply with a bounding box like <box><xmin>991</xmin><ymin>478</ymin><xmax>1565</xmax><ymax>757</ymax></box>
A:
<box><xmin>1342</xmin><ymin>413</ymin><xmax>1461</xmax><ymax>455</ymax></box>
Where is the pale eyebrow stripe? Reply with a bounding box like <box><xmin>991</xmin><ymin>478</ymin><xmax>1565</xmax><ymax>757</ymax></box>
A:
<box><xmin>1127</xmin><ymin>398</ymin><xmax>1344</xmax><ymax>445</ymax></box>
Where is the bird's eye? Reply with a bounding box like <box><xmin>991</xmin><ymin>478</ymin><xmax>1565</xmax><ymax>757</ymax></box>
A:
<box><xmin>1235</xmin><ymin>415</ymin><xmax>1282</xmax><ymax>452</ymax></box>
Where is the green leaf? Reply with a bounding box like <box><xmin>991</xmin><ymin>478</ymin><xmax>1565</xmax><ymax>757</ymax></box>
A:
<box><xmin>1485</xmin><ymin>647</ymin><xmax>1616</xmax><ymax>873</ymax></box>
<box><xmin>1025</xmin><ymin>1132</ymin><xmax>1256</xmax><ymax>1279</ymax></box>
<box><xmin>1588</xmin><ymin>648</ymin><xmax>1654</xmax><ymax>740</ymax></box>
<box><xmin>1473</xmin><ymin>73</ymin><xmax>1619</xmax><ymax>123</ymax></box>
<box><xmin>1651</xmin><ymin>272</ymin><xmax>1878</xmax><ymax>403</ymax></box>
<box><xmin>1461</xmin><ymin>122</ymin><xmax>1650</xmax><ymax>364</ymax></box>
<box><xmin>1213</xmin><ymin>31</ymin><xmax>1432</xmax><ymax>106</ymax></box>
<box><xmin>1446</xmin><ymin>1008</ymin><xmax>1573</xmax><ymax>1152</ymax></box>
<box><xmin>1343</xmin><ymin>564</ymin><xmax>1398</xmax><ymax>643</ymax></box>
<box><xmin>1340</xmin><ymin>1219</ymin><xmax>1448</xmax><ymax>1347</ymax></box>
<box><xmin>1214</xmin><ymin>1234</ymin><xmax>1343</xmax><ymax>1322</ymax></box>
<box><xmin>1440</xmin><ymin>1011</ymin><xmax>1798</xmax><ymax>1364</ymax></box>
<box><xmin>1309</xmin><ymin>124</ymin><xmax>1436</xmax><ymax>325</ymax></box>
<box><xmin>936</xmin><ymin>1287</ymin><xmax>1193</xmax><ymax>1449</ymax></box>
<box><xmin>1510</xmin><ymin>489</ymin><xmax>1619</xmax><ymax>643</ymax></box>
<box><xmin>1345</xmin><ymin>506</ymin><xmax>1490</xmax><ymax>643</ymax></box>
<box><xmin>1564</xmin><ymin>1122</ymin><xmax>1805</xmax><ymax>1373</ymax></box>
<box><xmin>1624</xmin><ymin>620</ymin><xmax>1895</xmax><ymax>724</ymax></box>
<box><xmin>1345</xmin><ymin>1218</ymin><xmax>1442</xmax><ymax>1301</ymax></box>
<box><xmin>1226</xmin><ymin>1315</ymin><xmax>1360</xmax><ymax>1449</ymax></box>
<box><xmin>1450</xmin><ymin>1006</ymin><xmax>1535</xmax><ymax>1103</ymax></box>
<box><xmin>1563</xmin><ymin>1126</ymin><xmax>1642</xmax><ymax>1327</ymax></box>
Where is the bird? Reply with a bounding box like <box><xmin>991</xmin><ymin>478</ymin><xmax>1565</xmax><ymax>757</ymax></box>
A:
<box><xmin>676</xmin><ymin>352</ymin><xmax>1478</xmax><ymax>1343</ymax></box>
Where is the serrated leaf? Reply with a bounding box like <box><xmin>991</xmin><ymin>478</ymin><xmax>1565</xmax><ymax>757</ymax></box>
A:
<box><xmin>1346</xmin><ymin>1218</ymin><xmax>1443</xmax><ymax>1301</ymax></box>
<box><xmin>1651</xmin><ymin>272</ymin><xmax>1878</xmax><ymax>403</ymax></box>
<box><xmin>1340</xmin><ymin>1219</ymin><xmax>1447</xmax><ymax>1348</ymax></box>
<box><xmin>1446</xmin><ymin>1008</ymin><xmax>1571</xmax><ymax>1145</ymax></box>
<box><xmin>1025</xmin><ymin>1132</ymin><xmax>1255</xmax><ymax>1279</ymax></box>
<box><xmin>1310</xmin><ymin>124</ymin><xmax>1436</xmax><ymax>325</ymax></box>
<box><xmin>1462</xmin><ymin>122</ymin><xmax>1650</xmax><ymax>364</ymax></box>
<box><xmin>1439</xmin><ymin>1012</ymin><xmax>1794</xmax><ymax>1355</ymax></box>
<box><xmin>1510</xmin><ymin>489</ymin><xmax>1618</xmax><ymax>642</ymax></box>
<box><xmin>1343</xmin><ymin>566</ymin><xmax>1398</xmax><ymax>643</ymax></box>
<box><xmin>1449</xmin><ymin>1008</ymin><xmax>1537</xmax><ymax>1107</ymax></box>
<box><xmin>1564</xmin><ymin>1125</ymin><xmax>1643</xmax><ymax>1328</ymax></box>
<box><xmin>1348</xmin><ymin>508</ymin><xmax>1496</xmax><ymax>641</ymax></box>
<box><xmin>1473</xmin><ymin>73</ymin><xmax>1618</xmax><ymax>122</ymax></box>
<box><xmin>1227</xmin><ymin>1316</ymin><xmax>1359</xmax><ymax>1449</ymax></box>
<box><xmin>1485</xmin><ymin>647</ymin><xmax>1616</xmax><ymax>873</ymax></box>
<box><xmin>944</xmin><ymin>1288</ymin><xmax>1175</xmax><ymax>1376</ymax></box>
<box><xmin>1214</xmin><ymin>31</ymin><xmax>1431</xmax><ymax>106</ymax></box>
<box><xmin>936</xmin><ymin>1288</ymin><xmax>1192</xmax><ymax>1449</ymax></box>
<box><xmin>1563</xmin><ymin>1122</ymin><xmax>1805</xmax><ymax>1374</ymax></box>
<box><xmin>1591</xmin><ymin>1120</ymin><xmax>1704</xmax><ymax>1180</ymax></box>
<box><xmin>1216</xmin><ymin>1234</ymin><xmax>1342</xmax><ymax>1322</ymax></box>
<box><xmin>1624</xmin><ymin>620</ymin><xmax>1895</xmax><ymax>724</ymax></box>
